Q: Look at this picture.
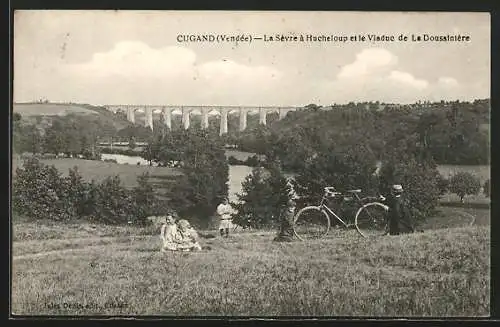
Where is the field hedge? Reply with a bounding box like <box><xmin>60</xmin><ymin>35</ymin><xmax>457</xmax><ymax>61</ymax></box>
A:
<box><xmin>12</xmin><ymin>158</ymin><xmax>164</xmax><ymax>225</ymax></box>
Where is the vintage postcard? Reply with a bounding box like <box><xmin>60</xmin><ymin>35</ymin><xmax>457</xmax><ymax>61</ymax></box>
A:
<box><xmin>11</xmin><ymin>10</ymin><xmax>490</xmax><ymax>317</ymax></box>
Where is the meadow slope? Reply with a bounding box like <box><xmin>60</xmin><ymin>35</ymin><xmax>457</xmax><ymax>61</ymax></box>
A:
<box><xmin>12</xmin><ymin>223</ymin><xmax>490</xmax><ymax>317</ymax></box>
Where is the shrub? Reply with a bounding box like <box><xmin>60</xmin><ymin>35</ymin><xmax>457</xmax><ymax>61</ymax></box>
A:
<box><xmin>63</xmin><ymin>166</ymin><xmax>88</xmax><ymax>217</ymax></box>
<box><xmin>292</xmin><ymin>144</ymin><xmax>379</xmax><ymax>204</ymax></box>
<box><xmin>449</xmin><ymin>172</ymin><xmax>481</xmax><ymax>203</ymax></box>
<box><xmin>232</xmin><ymin>162</ymin><xmax>292</xmax><ymax>229</ymax></box>
<box><xmin>130</xmin><ymin>172</ymin><xmax>162</xmax><ymax>225</ymax></box>
<box><xmin>436</xmin><ymin>174</ymin><xmax>450</xmax><ymax>196</ymax></box>
<box><xmin>379</xmin><ymin>157</ymin><xmax>441</xmax><ymax>222</ymax></box>
<box><xmin>12</xmin><ymin>158</ymin><xmax>73</xmax><ymax>221</ymax></box>
<box><xmin>90</xmin><ymin>175</ymin><xmax>134</xmax><ymax>224</ymax></box>
<box><xmin>483</xmin><ymin>179</ymin><xmax>490</xmax><ymax>198</ymax></box>
<box><xmin>12</xmin><ymin>158</ymin><xmax>163</xmax><ymax>225</ymax></box>
<box><xmin>245</xmin><ymin>155</ymin><xmax>261</xmax><ymax>167</ymax></box>
<box><xmin>227</xmin><ymin>156</ymin><xmax>244</xmax><ymax>165</ymax></box>
<box><xmin>231</xmin><ymin>167</ymin><xmax>271</xmax><ymax>228</ymax></box>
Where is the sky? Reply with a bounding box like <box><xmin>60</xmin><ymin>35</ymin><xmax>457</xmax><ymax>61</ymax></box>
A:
<box><xmin>13</xmin><ymin>11</ymin><xmax>490</xmax><ymax>107</ymax></box>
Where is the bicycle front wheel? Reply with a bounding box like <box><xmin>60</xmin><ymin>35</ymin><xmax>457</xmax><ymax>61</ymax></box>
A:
<box><xmin>355</xmin><ymin>202</ymin><xmax>389</xmax><ymax>238</ymax></box>
<box><xmin>293</xmin><ymin>206</ymin><xmax>331</xmax><ymax>241</ymax></box>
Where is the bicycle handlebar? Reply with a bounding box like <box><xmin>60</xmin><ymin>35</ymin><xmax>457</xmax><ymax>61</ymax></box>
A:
<box><xmin>324</xmin><ymin>186</ymin><xmax>386</xmax><ymax>201</ymax></box>
<box><xmin>324</xmin><ymin>187</ymin><xmax>341</xmax><ymax>197</ymax></box>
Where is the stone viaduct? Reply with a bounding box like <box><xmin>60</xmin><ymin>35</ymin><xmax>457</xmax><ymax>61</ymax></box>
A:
<box><xmin>103</xmin><ymin>105</ymin><xmax>298</xmax><ymax>135</ymax></box>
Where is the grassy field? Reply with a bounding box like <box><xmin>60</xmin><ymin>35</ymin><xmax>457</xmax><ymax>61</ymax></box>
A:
<box><xmin>11</xmin><ymin>156</ymin><xmax>490</xmax><ymax>316</ymax></box>
<box><xmin>437</xmin><ymin>164</ymin><xmax>490</xmax><ymax>184</ymax></box>
<box><xmin>13</xmin><ymin>103</ymin><xmax>99</xmax><ymax>117</ymax></box>
<box><xmin>12</xmin><ymin>217</ymin><xmax>490</xmax><ymax>317</ymax></box>
<box><xmin>11</xmin><ymin>157</ymin><xmax>182</xmax><ymax>190</ymax></box>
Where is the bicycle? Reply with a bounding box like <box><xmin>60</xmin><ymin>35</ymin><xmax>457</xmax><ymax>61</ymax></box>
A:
<box><xmin>292</xmin><ymin>186</ymin><xmax>389</xmax><ymax>240</ymax></box>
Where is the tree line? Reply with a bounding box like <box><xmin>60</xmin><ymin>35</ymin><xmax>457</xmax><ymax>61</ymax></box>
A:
<box><xmin>228</xmin><ymin>99</ymin><xmax>490</xmax><ymax>169</ymax></box>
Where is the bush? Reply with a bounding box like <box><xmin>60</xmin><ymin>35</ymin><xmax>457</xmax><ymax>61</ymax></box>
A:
<box><xmin>245</xmin><ymin>155</ymin><xmax>261</xmax><ymax>167</ymax></box>
<box><xmin>232</xmin><ymin>163</ymin><xmax>292</xmax><ymax>229</ymax></box>
<box><xmin>436</xmin><ymin>174</ymin><xmax>450</xmax><ymax>196</ymax></box>
<box><xmin>12</xmin><ymin>158</ymin><xmax>163</xmax><ymax>225</ymax></box>
<box><xmin>292</xmin><ymin>144</ymin><xmax>379</xmax><ymax>204</ymax></box>
<box><xmin>130</xmin><ymin>172</ymin><xmax>162</xmax><ymax>225</ymax></box>
<box><xmin>12</xmin><ymin>158</ymin><xmax>74</xmax><ymax>221</ymax></box>
<box><xmin>379</xmin><ymin>157</ymin><xmax>440</xmax><ymax>222</ymax></box>
<box><xmin>85</xmin><ymin>175</ymin><xmax>134</xmax><ymax>224</ymax></box>
<box><xmin>227</xmin><ymin>156</ymin><xmax>244</xmax><ymax>165</ymax></box>
<box><xmin>64</xmin><ymin>166</ymin><xmax>88</xmax><ymax>217</ymax></box>
<box><xmin>483</xmin><ymin>179</ymin><xmax>490</xmax><ymax>198</ymax></box>
<box><xmin>100</xmin><ymin>147</ymin><xmax>141</xmax><ymax>156</ymax></box>
<box><xmin>449</xmin><ymin>172</ymin><xmax>481</xmax><ymax>203</ymax></box>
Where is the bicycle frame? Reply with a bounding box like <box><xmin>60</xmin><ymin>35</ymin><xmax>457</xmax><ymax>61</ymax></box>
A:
<box><xmin>319</xmin><ymin>203</ymin><xmax>350</xmax><ymax>228</ymax></box>
<box><xmin>316</xmin><ymin>191</ymin><xmax>365</xmax><ymax>228</ymax></box>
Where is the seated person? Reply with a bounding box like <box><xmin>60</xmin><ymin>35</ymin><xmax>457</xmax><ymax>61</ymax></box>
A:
<box><xmin>160</xmin><ymin>213</ymin><xmax>181</xmax><ymax>252</ymax></box>
<box><xmin>176</xmin><ymin>219</ymin><xmax>202</xmax><ymax>251</ymax></box>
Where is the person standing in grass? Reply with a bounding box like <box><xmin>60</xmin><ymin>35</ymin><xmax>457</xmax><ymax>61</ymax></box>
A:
<box><xmin>176</xmin><ymin>219</ymin><xmax>202</xmax><ymax>251</ymax></box>
<box><xmin>274</xmin><ymin>197</ymin><xmax>297</xmax><ymax>242</ymax></box>
<box><xmin>217</xmin><ymin>197</ymin><xmax>234</xmax><ymax>237</ymax></box>
<box><xmin>386</xmin><ymin>184</ymin><xmax>416</xmax><ymax>235</ymax></box>
<box><xmin>160</xmin><ymin>213</ymin><xmax>180</xmax><ymax>252</ymax></box>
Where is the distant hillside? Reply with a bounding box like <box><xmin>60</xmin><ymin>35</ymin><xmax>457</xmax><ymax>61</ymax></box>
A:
<box><xmin>13</xmin><ymin>103</ymin><xmax>99</xmax><ymax>116</ymax></box>
<box><xmin>13</xmin><ymin>102</ymin><xmax>131</xmax><ymax>130</ymax></box>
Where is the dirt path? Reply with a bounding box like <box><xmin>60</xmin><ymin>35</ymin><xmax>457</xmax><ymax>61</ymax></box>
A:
<box><xmin>12</xmin><ymin>210</ymin><xmax>479</xmax><ymax>261</ymax></box>
<box><xmin>12</xmin><ymin>236</ymin><xmax>158</xmax><ymax>261</ymax></box>
<box><xmin>12</xmin><ymin>244</ymin><xmax>122</xmax><ymax>261</ymax></box>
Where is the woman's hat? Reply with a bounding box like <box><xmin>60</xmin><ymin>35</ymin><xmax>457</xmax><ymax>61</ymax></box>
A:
<box><xmin>392</xmin><ymin>184</ymin><xmax>403</xmax><ymax>192</ymax></box>
<box><xmin>178</xmin><ymin>219</ymin><xmax>190</xmax><ymax>229</ymax></box>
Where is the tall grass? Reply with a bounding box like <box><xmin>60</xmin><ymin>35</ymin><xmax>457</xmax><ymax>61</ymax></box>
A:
<box><xmin>12</xmin><ymin>224</ymin><xmax>489</xmax><ymax>317</ymax></box>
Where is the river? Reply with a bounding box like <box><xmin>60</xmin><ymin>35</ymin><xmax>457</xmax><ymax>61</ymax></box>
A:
<box><xmin>100</xmin><ymin>151</ymin><xmax>491</xmax><ymax>203</ymax></box>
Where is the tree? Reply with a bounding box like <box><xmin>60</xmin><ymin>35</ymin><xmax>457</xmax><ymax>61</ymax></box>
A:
<box><xmin>232</xmin><ymin>160</ymin><xmax>293</xmax><ymax>229</ymax></box>
<box><xmin>21</xmin><ymin>124</ymin><xmax>43</xmax><ymax>154</ymax></box>
<box><xmin>44</xmin><ymin>120</ymin><xmax>66</xmax><ymax>155</ymax></box>
<box><xmin>232</xmin><ymin>167</ymin><xmax>271</xmax><ymax>229</ymax></box>
<box><xmin>293</xmin><ymin>143</ymin><xmax>379</xmax><ymax>204</ymax></box>
<box><xmin>483</xmin><ymin>179</ymin><xmax>490</xmax><ymax>198</ymax></box>
<box><xmin>449</xmin><ymin>172</ymin><xmax>481</xmax><ymax>203</ymax></box>
<box><xmin>265</xmin><ymin>160</ymin><xmax>293</xmax><ymax>222</ymax></box>
<box><xmin>379</xmin><ymin>157</ymin><xmax>441</xmax><ymax>222</ymax></box>
<box><xmin>131</xmin><ymin>172</ymin><xmax>161</xmax><ymax>224</ymax></box>
<box><xmin>166</xmin><ymin>129</ymin><xmax>229</xmax><ymax>225</ymax></box>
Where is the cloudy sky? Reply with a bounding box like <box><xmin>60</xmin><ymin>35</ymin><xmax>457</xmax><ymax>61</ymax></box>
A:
<box><xmin>14</xmin><ymin>11</ymin><xmax>490</xmax><ymax>106</ymax></box>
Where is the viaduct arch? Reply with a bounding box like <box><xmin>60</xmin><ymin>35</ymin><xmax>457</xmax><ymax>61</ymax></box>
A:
<box><xmin>104</xmin><ymin>105</ymin><xmax>297</xmax><ymax>135</ymax></box>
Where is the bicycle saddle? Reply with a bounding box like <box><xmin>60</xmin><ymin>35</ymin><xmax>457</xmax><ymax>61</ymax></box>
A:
<box><xmin>346</xmin><ymin>189</ymin><xmax>362</xmax><ymax>193</ymax></box>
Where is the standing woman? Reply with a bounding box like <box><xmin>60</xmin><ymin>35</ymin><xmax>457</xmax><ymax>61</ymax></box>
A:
<box><xmin>217</xmin><ymin>197</ymin><xmax>234</xmax><ymax>237</ymax></box>
<box><xmin>386</xmin><ymin>184</ymin><xmax>415</xmax><ymax>235</ymax></box>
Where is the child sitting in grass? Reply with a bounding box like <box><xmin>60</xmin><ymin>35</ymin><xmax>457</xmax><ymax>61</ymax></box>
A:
<box><xmin>176</xmin><ymin>219</ymin><xmax>202</xmax><ymax>251</ymax></box>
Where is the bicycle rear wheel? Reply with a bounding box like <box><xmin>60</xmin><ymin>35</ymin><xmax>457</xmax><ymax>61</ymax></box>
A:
<box><xmin>293</xmin><ymin>206</ymin><xmax>330</xmax><ymax>241</ymax></box>
<box><xmin>355</xmin><ymin>202</ymin><xmax>389</xmax><ymax>238</ymax></box>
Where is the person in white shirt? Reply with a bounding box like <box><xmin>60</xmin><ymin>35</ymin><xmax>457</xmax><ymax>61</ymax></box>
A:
<box><xmin>160</xmin><ymin>213</ymin><xmax>180</xmax><ymax>252</ymax></box>
<box><xmin>217</xmin><ymin>197</ymin><xmax>234</xmax><ymax>237</ymax></box>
